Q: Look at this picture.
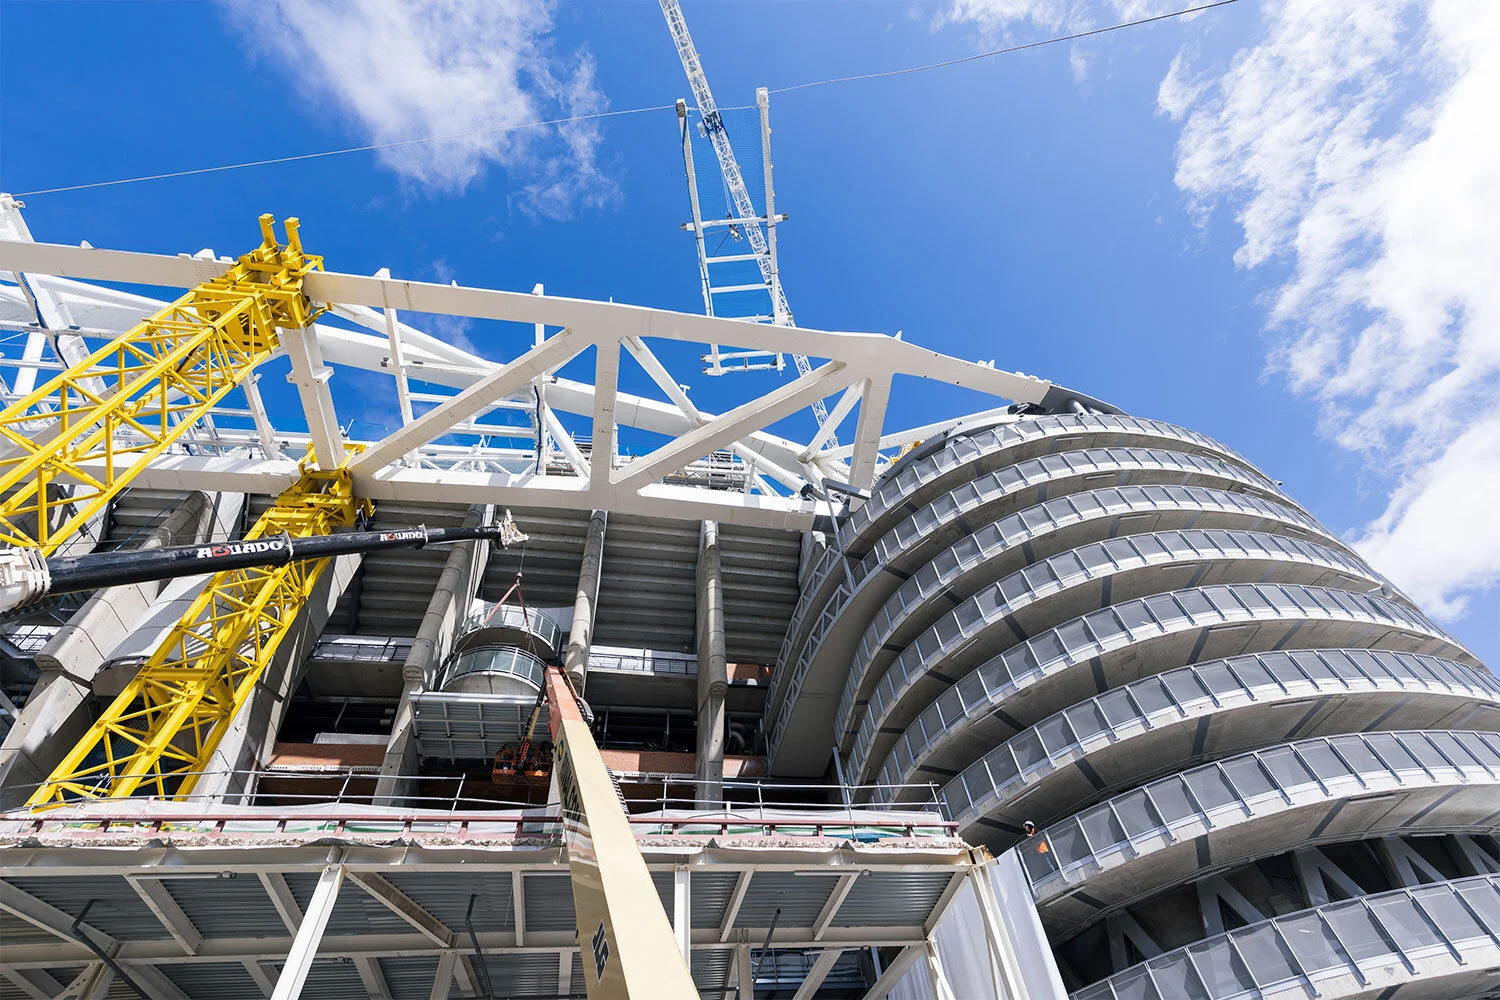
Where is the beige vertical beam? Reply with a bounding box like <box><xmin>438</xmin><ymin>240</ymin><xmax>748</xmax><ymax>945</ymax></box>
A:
<box><xmin>695</xmin><ymin>520</ymin><xmax>727</xmax><ymax>806</ymax></box>
<box><xmin>565</xmin><ymin>509</ymin><xmax>608</xmax><ymax>687</ymax></box>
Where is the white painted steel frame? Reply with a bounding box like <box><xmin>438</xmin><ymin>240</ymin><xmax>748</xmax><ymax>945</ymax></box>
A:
<box><xmin>0</xmin><ymin>235</ymin><xmax>1099</xmax><ymax>529</ymax></box>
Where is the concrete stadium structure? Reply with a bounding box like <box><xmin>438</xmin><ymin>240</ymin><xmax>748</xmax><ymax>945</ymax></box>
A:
<box><xmin>0</xmin><ymin>204</ymin><xmax>1497</xmax><ymax>999</ymax></box>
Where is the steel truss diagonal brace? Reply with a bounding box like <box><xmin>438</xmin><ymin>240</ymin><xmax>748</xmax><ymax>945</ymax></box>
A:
<box><xmin>27</xmin><ymin>460</ymin><xmax>371</xmax><ymax>807</ymax></box>
<box><xmin>0</xmin><ymin>215</ymin><xmax>323</xmax><ymax>554</ymax></box>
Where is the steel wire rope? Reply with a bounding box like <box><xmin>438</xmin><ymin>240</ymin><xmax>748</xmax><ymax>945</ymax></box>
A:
<box><xmin>12</xmin><ymin>0</ymin><xmax>1239</xmax><ymax>199</ymax></box>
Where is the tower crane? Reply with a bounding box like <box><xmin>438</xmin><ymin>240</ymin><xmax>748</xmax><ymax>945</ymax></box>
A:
<box><xmin>660</xmin><ymin>0</ymin><xmax>842</xmax><ymax>451</ymax></box>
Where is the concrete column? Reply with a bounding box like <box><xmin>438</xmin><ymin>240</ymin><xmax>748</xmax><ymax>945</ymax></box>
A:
<box><xmin>564</xmin><ymin>509</ymin><xmax>607</xmax><ymax>688</ymax></box>
<box><xmin>0</xmin><ymin>491</ymin><xmax>222</xmax><ymax>807</ymax></box>
<box><xmin>374</xmin><ymin>504</ymin><xmax>494</xmax><ymax>806</ymax></box>
<box><xmin>695</xmin><ymin>520</ymin><xmax>727</xmax><ymax>807</ymax></box>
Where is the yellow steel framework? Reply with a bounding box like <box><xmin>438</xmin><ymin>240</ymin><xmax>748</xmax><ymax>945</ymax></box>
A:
<box><xmin>28</xmin><ymin>458</ymin><xmax>371</xmax><ymax>806</ymax></box>
<box><xmin>0</xmin><ymin>215</ymin><xmax>322</xmax><ymax>554</ymax></box>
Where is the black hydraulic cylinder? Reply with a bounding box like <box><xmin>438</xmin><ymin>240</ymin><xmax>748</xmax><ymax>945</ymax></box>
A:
<box><xmin>42</xmin><ymin>524</ymin><xmax>512</xmax><ymax>597</ymax></box>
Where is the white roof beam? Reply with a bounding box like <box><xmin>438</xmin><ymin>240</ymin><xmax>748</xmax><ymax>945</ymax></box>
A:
<box><xmin>590</xmin><ymin>338</ymin><xmax>620</xmax><ymax>480</ymax></box>
<box><xmin>799</xmin><ymin>383</ymin><xmax>862</xmax><ymax>461</ymax></box>
<box><xmin>0</xmin><ymin>241</ymin><xmax>1064</xmax><ymax>406</ymax></box>
<box><xmin>848</xmin><ymin>376</ymin><xmax>893</xmax><ymax>492</ymax></box>
<box><xmin>345</xmin><ymin>871</ymin><xmax>455</xmax><ymax>947</ymax></box>
<box><xmin>811</xmin><ymin>872</ymin><xmax>859</xmax><ymax>941</ymax></box>
<box><xmin>792</xmin><ymin>949</ymin><xmax>844</xmax><ymax>1000</ymax></box>
<box><xmin>125</xmin><ymin>965</ymin><xmax>190</xmax><ymax>1000</ymax></box>
<box><xmin>0</xmin><ymin>967</ymin><xmax>63</xmax><ymax>1000</ymax></box>
<box><xmin>613</xmin><ymin>361</ymin><xmax>856</xmax><ymax>492</ymax></box>
<box><xmin>258</xmin><ymin>872</ymin><xmax>304</xmax><ymax>935</ymax></box>
<box><xmin>279</xmin><ymin>325</ymin><xmax>345</xmax><ymax>470</ymax></box>
<box><xmin>0</xmin><ymin>879</ymin><xmax>109</xmax><ymax>947</ymax></box>
<box><xmin>126</xmin><ymin>876</ymin><xmax>203</xmax><ymax>955</ymax></box>
<box><xmin>349</xmin><ymin>328</ymin><xmax>587</xmax><ymax>477</ymax></box>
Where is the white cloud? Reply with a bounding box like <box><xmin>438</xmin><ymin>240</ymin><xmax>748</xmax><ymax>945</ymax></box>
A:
<box><xmin>943</xmin><ymin>0</ymin><xmax>1500</xmax><ymax>622</ymax></box>
<box><xmin>227</xmin><ymin>0</ymin><xmax>615</xmax><ymax>217</ymax></box>
<box><xmin>1163</xmin><ymin>0</ymin><xmax>1500</xmax><ymax>618</ymax></box>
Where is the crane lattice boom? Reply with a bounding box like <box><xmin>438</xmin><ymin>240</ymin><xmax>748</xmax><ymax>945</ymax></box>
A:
<box><xmin>659</xmin><ymin>0</ymin><xmax>837</xmax><ymax>445</ymax></box>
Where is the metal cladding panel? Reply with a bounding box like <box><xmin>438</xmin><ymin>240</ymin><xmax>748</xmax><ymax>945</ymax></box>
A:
<box><xmin>571</xmin><ymin>951</ymin><xmax>586</xmax><ymax>990</ymax></box>
<box><xmin>692</xmin><ymin>947</ymin><xmax>734</xmax><ymax>997</ymax></box>
<box><xmin>296</xmin><ymin>959</ymin><xmax>368</xmax><ymax>999</ymax></box>
<box><xmin>690</xmin><ymin>871</ymin><xmax>742</xmax><ymax>928</ymax></box>
<box><xmin>523</xmin><ymin>872</ymin><xmax>576</xmax><ymax>932</ymax></box>
<box><xmin>163</xmin><ymin>962</ymin><xmax>263</xmax><ymax>999</ymax></box>
<box><xmin>283</xmin><ymin>872</ymin><xmax>412</xmax><ymax>937</ymax></box>
<box><xmin>386</xmin><ymin>870</ymin><xmax>515</xmax><ymax>934</ymax></box>
<box><xmin>733</xmin><ymin>872</ymin><xmax>840</xmax><ymax>928</ymax></box>
<box><xmin>720</xmin><ymin>522</ymin><xmax>801</xmax><ymax>665</ymax></box>
<box><xmin>594</xmin><ymin>514</ymin><xmax>700</xmax><ymax>652</ymax></box>
<box><xmin>483</xmin><ymin>506</ymin><xmax>590</xmax><ymax>607</ymax></box>
<box><xmin>833</xmin><ymin>871</ymin><xmax>956</xmax><ymax>927</ymax></box>
<box><xmin>0</xmin><ymin>972</ymin><xmax>86</xmax><ymax>1000</ymax></box>
<box><xmin>164</xmin><ymin>875</ymin><xmax>291</xmax><ymax>939</ymax></box>
<box><xmin>0</xmin><ymin>908</ymin><xmax>54</xmax><ymax>944</ymax></box>
<box><xmin>481</xmin><ymin>953</ymin><xmax>560</xmax><ymax>997</ymax></box>
<box><xmin>4</xmin><ymin>875</ymin><xmax>173</xmax><ymax>941</ymax></box>
<box><xmin>379</xmin><ymin>956</ymin><xmax>443</xmax><ymax>1000</ymax></box>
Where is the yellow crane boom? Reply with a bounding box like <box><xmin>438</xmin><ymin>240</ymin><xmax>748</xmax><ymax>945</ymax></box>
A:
<box><xmin>28</xmin><ymin>459</ymin><xmax>370</xmax><ymax>806</ymax></box>
<box><xmin>0</xmin><ymin>215</ymin><xmax>321</xmax><ymax>554</ymax></box>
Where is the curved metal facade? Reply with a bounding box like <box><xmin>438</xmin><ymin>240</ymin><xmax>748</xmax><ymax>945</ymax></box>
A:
<box><xmin>773</xmin><ymin>412</ymin><xmax>1499</xmax><ymax>994</ymax></box>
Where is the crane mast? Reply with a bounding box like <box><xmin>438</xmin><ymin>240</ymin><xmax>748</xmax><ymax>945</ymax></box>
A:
<box><xmin>659</xmin><ymin>0</ymin><xmax>838</xmax><ymax>446</ymax></box>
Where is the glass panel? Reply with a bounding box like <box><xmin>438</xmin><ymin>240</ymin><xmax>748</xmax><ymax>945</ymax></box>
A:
<box><xmin>1279</xmin><ymin>912</ymin><xmax>1344</xmax><ymax>973</ymax></box>
<box><xmin>1259</xmin><ymin>747</ymin><xmax>1315</xmax><ymax>789</ymax></box>
<box><xmin>1411</xmin><ymin>887</ymin><xmax>1485</xmax><ymax>942</ymax></box>
<box><xmin>1367</xmin><ymin>734</ymin><xmax>1422</xmax><ymax>773</ymax></box>
<box><xmin>1009</xmin><ymin>730</ymin><xmax>1047</xmax><ymax>772</ymax></box>
<box><xmin>1146</xmin><ymin>594</ymin><xmax>1188</xmax><ymax>626</ymax></box>
<box><xmin>1129</xmin><ymin>680</ymin><xmax>1174</xmax><ymax>718</ymax></box>
<box><xmin>1175</xmin><ymin>590</ymin><xmax>1216</xmax><ymax>618</ymax></box>
<box><xmin>1117</xmin><ymin>600</ymin><xmax>1158</xmax><ymax>632</ymax></box>
<box><xmin>1368</xmin><ymin>895</ymin><xmax>1444</xmax><ymax>948</ymax></box>
<box><xmin>1065</xmin><ymin>701</ymin><xmax>1110</xmax><ymax>741</ymax></box>
<box><xmin>1036</xmin><ymin>714</ymin><xmax>1076</xmax><ymax>755</ymax></box>
<box><xmin>1130</xmin><ymin>534</ymin><xmax>1169</xmax><ymax>560</ymax></box>
<box><xmin>1185</xmin><ymin>940</ymin><xmax>1254</xmax><ymax>995</ymax></box>
<box><xmin>1397</xmin><ymin>733</ymin><xmax>1455</xmax><ymax>771</ymax></box>
<box><xmin>1457</xmin><ymin>883</ymin><xmax>1500</xmax><ymax>929</ymax></box>
<box><xmin>1147</xmin><ymin>779</ymin><xmax>1197</xmax><ymax>823</ymax></box>
<box><xmin>1030</xmin><ymin>632</ymin><xmax>1068</xmax><ymax>667</ymax></box>
<box><xmin>1104</xmin><ymin>967</ymin><xmax>1157</xmax><ymax>1000</ymax></box>
<box><xmin>1324</xmin><ymin>904</ymin><xmax>1394</xmax><ymax>961</ymax></box>
<box><xmin>1097</xmin><ymin>688</ymin><xmax>1140</xmax><ymax>727</ymax></box>
<box><xmin>1298</xmin><ymin>742</ymin><xmax>1352</xmax><ymax>781</ymax></box>
<box><xmin>1111</xmin><ymin>789</ymin><xmax>1163</xmax><ymax>837</ymax></box>
<box><xmin>1052</xmin><ymin>551</ymin><xmax>1088</xmax><ymax>581</ymax></box>
<box><xmin>1184</xmin><ymin>767</ymin><xmax>1239</xmax><ymax>811</ymax></box>
<box><xmin>1197</xmin><ymin>663</ymin><xmax>1243</xmax><ymax>696</ymax></box>
<box><xmin>1077</xmin><ymin>805</ymin><xmax>1126</xmax><ymax>850</ymax></box>
<box><xmin>1145</xmin><ymin>957</ymin><xmax>1208</xmax><ymax>1000</ymax></box>
<box><xmin>1221</xmin><ymin>756</ymin><xmax>1277</xmax><ymax>800</ymax></box>
<box><xmin>1233</xmin><ymin>925</ymin><xmax>1298</xmax><ymax>988</ymax></box>
<box><xmin>1086</xmin><ymin>608</ymin><xmax>1128</xmax><ymax>644</ymax></box>
<box><xmin>1080</xmin><ymin>544</ymin><xmax>1115</xmax><ymax>573</ymax></box>
<box><xmin>1057</xmin><ymin>620</ymin><xmax>1095</xmax><ymax>655</ymax></box>
<box><xmin>1162</xmin><ymin>670</ymin><xmax>1212</xmax><ymax>706</ymax></box>
<box><xmin>1047</xmin><ymin>818</ymin><xmax>1094</xmax><ymax>867</ymax></box>
<box><xmin>1235</xmin><ymin>587</ymin><xmax>1273</xmax><ymax>613</ymax></box>
<box><xmin>1103</xmin><ymin>537</ymin><xmax>1143</xmax><ymax>564</ymax></box>
<box><xmin>1327</xmin><ymin>736</ymin><xmax>1384</xmax><ymax>775</ymax></box>
<box><xmin>1020</xmin><ymin>835</ymin><xmax>1061</xmax><ymax>882</ymax></box>
<box><xmin>1454</xmin><ymin>732</ymin><xmax>1500</xmax><ymax>769</ymax></box>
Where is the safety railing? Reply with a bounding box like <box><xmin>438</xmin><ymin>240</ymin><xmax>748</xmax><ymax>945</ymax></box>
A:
<box><xmin>1072</xmin><ymin>875</ymin><xmax>1500</xmax><ymax>1000</ymax></box>
<box><xmin>441</xmin><ymin>645</ymin><xmax>548</xmax><ymax>692</ymax></box>
<box><xmin>1020</xmin><ymin>730</ymin><xmax>1500</xmax><ymax>899</ymax></box>
<box><xmin>867</xmin><ymin>582</ymin><xmax>1473</xmax><ymax>794</ymax></box>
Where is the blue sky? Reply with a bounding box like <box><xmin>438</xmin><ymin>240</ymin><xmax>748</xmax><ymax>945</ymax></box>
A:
<box><xmin>1</xmin><ymin>0</ymin><xmax>1495</xmax><ymax>666</ymax></box>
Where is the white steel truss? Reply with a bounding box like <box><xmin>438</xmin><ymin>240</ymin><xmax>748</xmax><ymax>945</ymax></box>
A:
<box><xmin>0</xmin><ymin>203</ymin><xmax>1113</xmax><ymax>531</ymax></box>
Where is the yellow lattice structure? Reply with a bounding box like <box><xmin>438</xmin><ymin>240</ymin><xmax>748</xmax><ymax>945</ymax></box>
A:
<box><xmin>29</xmin><ymin>459</ymin><xmax>372</xmax><ymax>807</ymax></box>
<box><xmin>0</xmin><ymin>215</ymin><xmax>322</xmax><ymax>554</ymax></box>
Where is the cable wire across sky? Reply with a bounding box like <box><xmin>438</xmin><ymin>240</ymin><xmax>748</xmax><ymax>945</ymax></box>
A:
<box><xmin>12</xmin><ymin>0</ymin><xmax>1240</xmax><ymax>198</ymax></box>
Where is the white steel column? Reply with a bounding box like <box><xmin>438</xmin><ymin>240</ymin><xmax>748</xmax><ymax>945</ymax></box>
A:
<box><xmin>858</xmin><ymin>945</ymin><xmax>923</xmax><ymax>1000</ymax></box>
<box><xmin>674</xmin><ymin>868</ymin><xmax>693</xmax><ymax>966</ymax></box>
<box><xmin>270</xmin><ymin>863</ymin><xmax>345</xmax><ymax>1000</ymax></box>
<box><xmin>280</xmin><ymin>326</ymin><xmax>345</xmax><ymax>471</ymax></box>
<box><xmin>376</xmin><ymin>267</ymin><xmax>415</xmax><ymax>429</ymax></box>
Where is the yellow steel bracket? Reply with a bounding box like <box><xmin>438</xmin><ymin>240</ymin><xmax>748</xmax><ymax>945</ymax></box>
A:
<box><xmin>28</xmin><ymin>448</ymin><xmax>372</xmax><ymax>808</ymax></box>
<box><xmin>0</xmin><ymin>215</ymin><xmax>323</xmax><ymax>554</ymax></box>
